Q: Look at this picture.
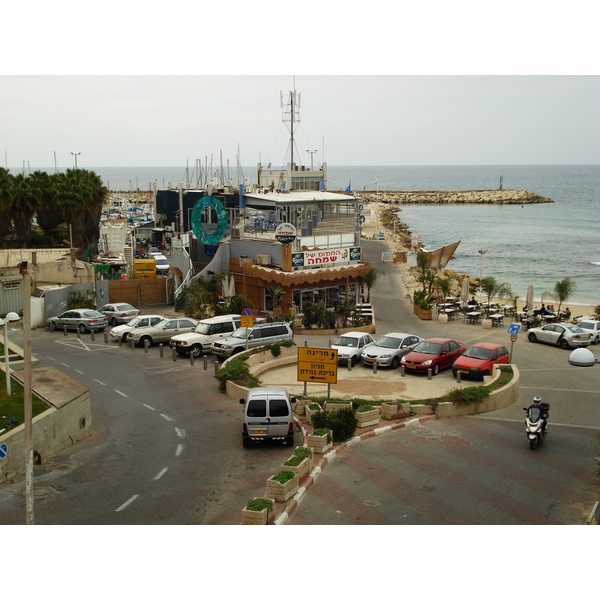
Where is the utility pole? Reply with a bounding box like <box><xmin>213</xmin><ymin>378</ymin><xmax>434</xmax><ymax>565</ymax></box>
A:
<box><xmin>71</xmin><ymin>152</ymin><xmax>81</xmax><ymax>169</ymax></box>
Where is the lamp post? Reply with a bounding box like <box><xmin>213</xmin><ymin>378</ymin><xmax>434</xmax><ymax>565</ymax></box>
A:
<box><xmin>306</xmin><ymin>150</ymin><xmax>318</xmax><ymax>170</ymax></box>
<box><xmin>71</xmin><ymin>152</ymin><xmax>81</xmax><ymax>168</ymax></box>
<box><xmin>478</xmin><ymin>249</ymin><xmax>487</xmax><ymax>303</ymax></box>
<box><xmin>1</xmin><ymin>311</ymin><xmax>21</xmax><ymax>396</ymax></box>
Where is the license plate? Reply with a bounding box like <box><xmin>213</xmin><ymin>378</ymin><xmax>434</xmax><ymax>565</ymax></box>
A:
<box><xmin>250</xmin><ymin>429</ymin><xmax>267</xmax><ymax>435</ymax></box>
<box><xmin>365</xmin><ymin>358</ymin><xmax>374</xmax><ymax>363</ymax></box>
<box><xmin>406</xmin><ymin>365</ymin><xmax>417</xmax><ymax>369</ymax></box>
<box><xmin>459</xmin><ymin>369</ymin><xmax>469</xmax><ymax>374</ymax></box>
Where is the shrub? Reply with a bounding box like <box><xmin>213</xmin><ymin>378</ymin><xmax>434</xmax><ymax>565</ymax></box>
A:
<box><xmin>446</xmin><ymin>386</ymin><xmax>490</xmax><ymax>405</ymax></box>
<box><xmin>271</xmin><ymin>470</ymin><xmax>295</xmax><ymax>484</ymax></box>
<box><xmin>293</xmin><ymin>447</ymin><xmax>313</xmax><ymax>460</ymax></box>
<box><xmin>312</xmin><ymin>407</ymin><xmax>358</xmax><ymax>442</ymax></box>
<box><xmin>214</xmin><ymin>357</ymin><xmax>261</xmax><ymax>393</ymax></box>
<box><xmin>283</xmin><ymin>455</ymin><xmax>304</xmax><ymax>467</ymax></box>
<box><xmin>245</xmin><ymin>498</ymin><xmax>273</xmax><ymax>512</ymax></box>
<box><xmin>68</xmin><ymin>289</ymin><xmax>96</xmax><ymax>309</ymax></box>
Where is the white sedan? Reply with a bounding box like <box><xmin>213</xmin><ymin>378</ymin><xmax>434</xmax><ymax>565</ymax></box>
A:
<box><xmin>110</xmin><ymin>315</ymin><xmax>166</xmax><ymax>342</ymax></box>
<box><xmin>527</xmin><ymin>323</ymin><xmax>592</xmax><ymax>349</ymax></box>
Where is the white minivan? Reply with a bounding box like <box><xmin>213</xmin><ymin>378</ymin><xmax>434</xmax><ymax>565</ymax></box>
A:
<box><xmin>240</xmin><ymin>387</ymin><xmax>296</xmax><ymax>448</ymax></box>
<box><xmin>169</xmin><ymin>314</ymin><xmax>241</xmax><ymax>357</ymax></box>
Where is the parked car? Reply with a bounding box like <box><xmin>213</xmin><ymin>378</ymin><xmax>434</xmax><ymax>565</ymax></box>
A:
<box><xmin>211</xmin><ymin>322</ymin><xmax>294</xmax><ymax>358</ymax></box>
<box><xmin>400</xmin><ymin>337</ymin><xmax>466</xmax><ymax>375</ymax></box>
<box><xmin>361</xmin><ymin>332</ymin><xmax>422</xmax><ymax>369</ymax></box>
<box><xmin>169</xmin><ymin>314</ymin><xmax>241</xmax><ymax>357</ymax></box>
<box><xmin>126</xmin><ymin>317</ymin><xmax>199</xmax><ymax>346</ymax></box>
<box><xmin>154</xmin><ymin>254</ymin><xmax>170</xmax><ymax>276</ymax></box>
<box><xmin>577</xmin><ymin>320</ymin><xmax>600</xmax><ymax>344</ymax></box>
<box><xmin>239</xmin><ymin>386</ymin><xmax>296</xmax><ymax>447</ymax></box>
<box><xmin>46</xmin><ymin>309</ymin><xmax>109</xmax><ymax>334</ymax></box>
<box><xmin>527</xmin><ymin>323</ymin><xmax>592</xmax><ymax>349</ymax></box>
<box><xmin>109</xmin><ymin>314</ymin><xmax>166</xmax><ymax>343</ymax></box>
<box><xmin>330</xmin><ymin>331</ymin><xmax>375</xmax><ymax>366</ymax></box>
<box><xmin>98</xmin><ymin>302</ymin><xmax>140</xmax><ymax>326</ymax></box>
<box><xmin>451</xmin><ymin>342</ymin><xmax>510</xmax><ymax>379</ymax></box>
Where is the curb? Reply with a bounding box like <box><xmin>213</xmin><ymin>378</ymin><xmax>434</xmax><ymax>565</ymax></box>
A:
<box><xmin>273</xmin><ymin>413</ymin><xmax>437</xmax><ymax>525</ymax></box>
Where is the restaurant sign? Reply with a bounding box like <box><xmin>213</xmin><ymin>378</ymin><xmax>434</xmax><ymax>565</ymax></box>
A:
<box><xmin>292</xmin><ymin>246</ymin><xmax>361</xmax><ymax>268</ymax></box>
<box><xmin>275</xmin><ymin>223</ymin><xmax>297</xmax><ymax>244</ymax></box>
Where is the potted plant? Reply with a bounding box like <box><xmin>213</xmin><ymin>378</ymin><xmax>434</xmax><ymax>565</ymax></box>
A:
<box><xmin>282</xmin><ymin>447</ymin><xmax>312</xmax><ymax>479</ymax></box>
<box><xmin>305</xmin><ymin>403</ymin><xmax>322</xmax><ymax>424</ymax></box>
<box><xmin>307</xmin><ymin>428</ymin><xmax>333</xmax><ymax>454</ymax></box>
<box><xmin>293</xmin><ymin>398</ymin><xmax>311</xmax><ymax>416</ymax></box>
<box><xmin>241</xmin><ymin>497</ymin><xmax>275</xmax><ymax>525</ymax></box>
<box><xmin>324</xmin><ymin>400</ymin><xmax>353</xmax><ymax>412</ymax></box>
<box><xmin>356</xmin><ymin>404</ymin><xmax>380</xmax><ymax>428</ymax></box>
<box><xmin>266</xmin><ymin>470</ymin><xmax>299</xmax><ymax>502</ymax></box>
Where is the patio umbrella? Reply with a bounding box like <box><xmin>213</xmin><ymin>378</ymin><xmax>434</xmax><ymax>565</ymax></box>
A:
<box><xmin>461</xmin><ymin>277</ymin><xmax>470</xmax><ymax>305</ymax></box>
<box><xmin>221</xmin><ymin>277</ymin><xmax>230</xmax><ymax>299</ymax></box>
<box><xmin>526</xmin><ymin>285</ymin><xmax>534</xmax><ymax>311</ymax></box>
<box><xmin>228</xmin><ymin>275</ymin><xmax>236</xmax><ymax>298</ymax></box>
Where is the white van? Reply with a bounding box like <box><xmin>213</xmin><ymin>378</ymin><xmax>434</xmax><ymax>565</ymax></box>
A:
<box><xmin>240</xmin><ymin>387</ymin><xmax>296</xmax><ymax>447</ymax></box>
<box><xmin>169</xmin><ymin>314</ymin><xmax>241</xmax><ymax>357</ymax></box>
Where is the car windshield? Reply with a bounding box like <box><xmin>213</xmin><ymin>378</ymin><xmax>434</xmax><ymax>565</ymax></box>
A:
<box><xmin>413</xmin><ymin>342</ymin><xmax>441</xmax><ymax>355</ymax></box>
<box><xmin>127</xmin><ymin>317</ymin><xmax>143</xmax><ymax>327</ymax></box>
<box><xmin>231</xmin><ymin>327</ymin><xmax>249</xmax><ymax>339</ymax></box>
<box><xmin>194</xmin><ymin>323</ymin><xmax>211</xmax><ymax>334</ymax></box>
<box><xmin>375</xmin><ymin>336</ymin><xmax>402</xmax><ymax>349</ymax></box>
<box><xmin>565</xmin><ymin>325</ymin><xmax>584</xmax><ymax>333</ymax></box>
<box><xmin>83</xmin><ymin>310</ymin><xmax>103</xmax><ymax>318</ymax></box>
<box><xmin>463</xmin><ymin>347</ymin><xmax>491</xmax><ymax>360</ymax></box>
<box><xmin>117</xmin><ymin>304</ymin><xmax>135</xmax><ymax>311</ymax></box>
<box><xmin>334</xmin><ymin>337</ymin><xmax>358</xmax><ymax>347</ymax></box>
<box><xmin>156</xmin><ymin>258</ymin><xmax>169</xmax><ymax>265</ymax></box>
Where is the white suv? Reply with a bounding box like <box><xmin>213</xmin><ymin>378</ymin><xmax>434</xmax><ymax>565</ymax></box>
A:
<box><xmin>331</xmin><ymin>331</ymin><xmax>375</xmax><ymax>366</ymax></box>
<box><xmin>578</xmin><ymin>320</ymin><xmax>600</xmax><ymax>344</ymax></box>
<box><xmin>211</xmin><ymin>322</ymin><xmax>294</xmax><ymax>358</ymax></box>
<box><xmin>169</xmin><ymin>314</ymin><xmax>241</xmax><ymax>357</ymax></box>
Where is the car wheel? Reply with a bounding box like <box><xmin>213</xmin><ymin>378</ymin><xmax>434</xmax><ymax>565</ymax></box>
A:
<box><xmin>350</xmin><ymin>355</ymin><xmax>357</xmax><ymax>367</ymax></box>
<box><xmin>191</xmin><ymin>344</ymin><xmax>202</xmax><ymax>358</ymax></box>
<box><xmin>559</xmin><ymin>339</ymin><xmax>570</xmax><ymax>350</ymax></box>
<box><xmin>243</xmin><ymin>438</ymin><xmax>250</xmax><ymax>448</ymax></box>
<box><xmin>432</xmin><ymin>363</ymin><xmax>440</xmax><ymax>376</ymax></box>
<box><xmin>286</xmin><ymin>433</ymin><xmax>294</xmax><ymax>447</ymax></box>
<box><xmin>121</xmin><ymin>333</ymin><xmax>129</xmax><ymax>342</ymax></box>
<box><xmin>391</xmin><ymin>357</ymin><xmax>400</xmax><ymax>369</ymax></box>
<box><xmin>78</xmin><ymin>323</ymin><xmax>87</xmax><ymax>334</ymax></box>
<box><xmin>110</xmin><ymin>317</ymin><xmax>118</xmax><ymax>326</ymax></box>
<box><xmin>594</xmin><ymin>335</ymin><xmax>599</xmax><ymax>345</ymax></box>
<box><xmin>232</xmin><ymin>347</ymin><xmax>243</xmax><ymax>355</ymax></box>
<box><xmin>49</xmin><ymin>321</ymin><xmax>57</xmax><ymax>331</ymax></box>
<box><xmin>528</xmin><ymin>333</ymin><xmax>537</xmax><ymax>343</ymax></box>
<box><xmin>140</xmin><ymin>336</ymin><xmax>152</xmax><ymax>347</ymax></box>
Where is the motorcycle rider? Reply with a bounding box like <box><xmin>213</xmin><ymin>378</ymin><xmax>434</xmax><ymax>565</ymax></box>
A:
<box><xmin>525</xmin><ymin>396</ymin><xmax>550</xmax><ymax>434</ymax></box>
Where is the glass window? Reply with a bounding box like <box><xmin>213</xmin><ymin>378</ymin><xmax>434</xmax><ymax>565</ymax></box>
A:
<box><xmin>247</xmin><ymin>400</ymin><xmax>266</xmax><ymax>417</ymax></box>
<box><xmin>269</xmin><ymin>399</ymin><xmax>289</xmax><ymax>417</ymax></box>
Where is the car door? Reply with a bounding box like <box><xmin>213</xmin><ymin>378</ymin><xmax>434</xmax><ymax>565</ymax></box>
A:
<box><xmin>441</xmin><ymin>341</ymin><xmax>456</xmax><ymax>368</ymax></box>
<box><xmin>157</xmin><ymin>319</ymin><xmax>179</xmax><ymax>342</ymax></box>
<box><xmin>538</xmin><ymin>325</ymin><xmax>559</xmax><ymax>345</ymax></box>
<box><xmin>267</xmin><ymin>396</ymin><xmax>292</xmax><ymax>438</ymax></box>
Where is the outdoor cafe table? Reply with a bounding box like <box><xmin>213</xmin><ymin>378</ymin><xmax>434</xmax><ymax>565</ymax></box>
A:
<box><xmin>490</xmin><ymin>313</ymin><xmax>505</xmax><ymax>327</ymax></box>
<box><xmin>466</xmin><ymin>311</ymin><xmax>482</xmax><ymax>324</ymax></box>
<box><xmin>501</xmin><ymin>305</ymin><xmax>515</xmax><ymax>316</ymax></box>
<box><xmin>442</xmin><ymin>309</ymin><xmax>457</xmax><ymax>321</ymax></box>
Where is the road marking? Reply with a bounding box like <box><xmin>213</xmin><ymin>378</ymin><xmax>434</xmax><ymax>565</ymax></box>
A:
<box><xmin>93</xmin><ymin>379</ymin><xmax>106</xmax><ymax>386</ymax></box>
<box><xmin>115</xmin><ymin>494</ymin><xmax>139</xmax><ymax>512</ymax></box>
<box><xmin>75</xmin><ymin>370</ymin><xmax>84</xmax><ymax>375</ymax></box>
<box><xmin>470</xmin><ymin>416</ymin><xmax>600</xmax><ymax>430</ymax></box>
<box><xmin>60</xmin><ymin>362</ymin><xmax>69</xmax><ymax>367</ymax></box>
<box><xmin>142</xmin><ymin>404</ymin><xmax>155</xmax><ymax>411</ymax></box>
<box><xmin>54</xmin><ymin>338</ymin><xmax>111</xmax><ymax>352</ymax></box>
<box><xmin>175</xmin><ymin>444</ymin><xmax>184</xmax><ymax>456</ymax></box>
<box><xmin>175</xmin><ymin>428</ymin><xmax>186</xmax><ymax>438</ymax></box>
<box><xmin>160</xmin><ymin>413</ymin><xmax>175</xmax><ymax>422</ymax></box>
<box><xmin>152</xmin><ymin>468</ymin><xmax>168</xmax><ymax>481</ymax></box>
<box><xmin>115</xmin><ymin>390</ymin><xmax>128</xmax><ymax>397</ymax></box>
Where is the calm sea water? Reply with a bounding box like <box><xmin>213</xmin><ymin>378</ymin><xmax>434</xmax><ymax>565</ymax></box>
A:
<box><xmin>15</xmin><ymin>164</ymin><xmax>599</xmax><ymax>307</ymax></box>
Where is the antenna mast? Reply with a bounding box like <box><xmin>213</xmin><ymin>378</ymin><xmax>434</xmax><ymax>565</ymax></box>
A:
<box><xmin>281</xmin><ymin>87</ymin><xmax>301</xmax><ymax>167</ymax></box>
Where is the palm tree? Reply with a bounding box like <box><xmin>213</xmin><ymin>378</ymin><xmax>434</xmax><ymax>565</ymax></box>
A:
<box><xmin>434</xmin><ymin>274</ymin><xmax>455</xmax><ymax>303</ymax></box>
<box><xmin>360</xmin><ymin>266</ymin><xmax>383</xmax><ymax>303</ymax></box>
<box><xmin>552</xmin><ymin>277</ymin><xmax>577</xmax><ymax>320</ymax></box>
<box><xmin>415</xmin><ymin>252</ymin><xmax>435</xmax><ymax>295</ymax></box>
<box><xmin>479</xmin><ymin>276</ymin><xmax>513</xmax><ymax>317</ymax></box>
<box><xmin>30</xmin><ymin>170</ymin><xmax>64</xmax><ymax>235</ymax></box>
<box><xmin>9</xmin><ymin>173</ymin><xmax>42</xmax><ymax>246</ymax></box>
<box><xmin>0</xmin><ymin>167</ymin><xmax>12</xmax><ymax>242</ymax></box>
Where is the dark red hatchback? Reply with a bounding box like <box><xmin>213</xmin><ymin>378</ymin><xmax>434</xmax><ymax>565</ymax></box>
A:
<box><xmin>400</xmin><ymin>337</ymin><xmax>466</xmax><ymax>375</ymax></box>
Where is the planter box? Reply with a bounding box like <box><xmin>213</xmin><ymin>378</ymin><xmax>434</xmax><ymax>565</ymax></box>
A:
<box><xmin>356</xmin><ymin>408</ymin><xmax>380</xmax><ymax>428</ymax></box>
<box><xmin>305</xmin><ymin>406</ymin><xmax>322</xmax><ymax>425</ymax></box>
<box><xmin>282</xmin><ymin>456</ymin><xmax>310</xmax><ymax>479</ymax></box>
<box><xmin>307</xmin><ymin>430</ymin><xmax>333</xmax><ymax>454</ymax></box>
<box><xmin>241</xmin><ymin>498</ymin><xmax>275</xmax><ymax>525</ymax></box>
<box><xmin>413</xmin><ymin>304</ymin><xmax>432</xmax><ymax>320</ymax></box>
<box><xmin>325</xmin><ymin>401</ymin><xmax>353</xmax><ymax>413</ymax></box>
<box><xmin>293</xmin><ymin>398</ymin><xmax>311</xmax><ymax>416</ymax></box>
<box><xmin>380</xmin><ymin>402</ymin><xmax>399</xmax><ymax>420</ymax></box>
<box><xmin>266</xmin><ymin>473</ymin><xmax>299</xmax><ymax>502</ymax></box>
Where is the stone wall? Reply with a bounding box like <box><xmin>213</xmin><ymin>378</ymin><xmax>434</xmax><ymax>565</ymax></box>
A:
<box><xmin>358</xmin><ymin>189</ymin><xmax>552</xmax><ymax>204</ymax></box>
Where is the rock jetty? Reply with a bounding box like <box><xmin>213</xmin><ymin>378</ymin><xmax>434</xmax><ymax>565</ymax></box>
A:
<box><xmin>353</xmin><ymin>189</ymin><xmax>552</xmax><ymax>204</ymax></box>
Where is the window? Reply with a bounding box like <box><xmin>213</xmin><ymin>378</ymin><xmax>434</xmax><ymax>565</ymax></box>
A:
<box><xmin>269</xmin><ymin>399</ymin><xmax>289</xmax><ymax>417</ymax></box>
<box><xmin>247</xmin><ymin>400</ymin><xmax>266</xmax><ymax>418</ymax></box>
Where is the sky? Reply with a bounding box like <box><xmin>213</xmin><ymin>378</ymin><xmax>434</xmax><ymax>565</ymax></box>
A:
<box><xmin>1</xmin><ymin>3</ymin><xmax>598</xmax><ymax>171</ymax></box>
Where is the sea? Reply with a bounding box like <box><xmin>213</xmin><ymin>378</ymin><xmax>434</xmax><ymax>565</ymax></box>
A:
<box><xmin>13</xmin><ymin>164</ymin><xmax>600</xmax><ymax>308</ymax></box>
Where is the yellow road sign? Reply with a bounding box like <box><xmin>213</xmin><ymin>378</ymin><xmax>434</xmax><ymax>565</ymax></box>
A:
<box><xmin>241</xmin><ymin>316</ymin><xmax>254</xmax><ymax>328</ymax></box>
<box><xmin>297</xmin><ymin>347</ymin><xmax>338</xmax><ymax>384</ymax></box>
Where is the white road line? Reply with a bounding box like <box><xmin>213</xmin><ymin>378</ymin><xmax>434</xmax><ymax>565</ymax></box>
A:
<box><xmin>160</xmin><ymin>413</ymin><xmax>175</xmax><ymax>422</ymax></box>
<box><xmin>175</xmin><ymin>444</ymin><xmax>184</xmax><ymax>457</ymax></box>
<box><xmin>175</xmin><ymin>427</ymin><xmax>186</xmax><ymax>438</ymax></box>
<box><xmin>75</xmin><ymin>370</ymin><xmax>84</xmax><ymax>375</ymax></box>
<box><xmin>152</xmin><ymin>468</ymin><xmax>168</xmax><ymax>481</ymax></box>
<box><xmin>115</xmin><ymin>390</ymin><xmax>128</xmax><ymax>397</ymax></box>
<box><xmin>60</xmin><ymin>362</ymin><xmax>69</xmax><ymax>367</ymax></box>
<box><xmin>115</xmin><ymin>494</ymin><xmax>139</xmax><ymax>512</ymax></box>
<box><xmin>142</xmin><ymin>404</ymin><xmax>156</xmax><ymax>411</ymax></box>
<box><xmin>93</xmin><ymin>379</ymin><xmax>107</xmax><ymax>386</ymax></box>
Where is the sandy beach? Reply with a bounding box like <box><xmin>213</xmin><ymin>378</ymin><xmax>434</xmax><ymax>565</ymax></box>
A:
<box><xmin>360</xmin><ymin>199</ymin><xmax>598</xmax><ymax>319</ymax></box>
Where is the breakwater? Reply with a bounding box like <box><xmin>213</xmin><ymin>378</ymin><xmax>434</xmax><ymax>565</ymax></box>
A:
<box><xmin>355</xmin><ymin>189</ymin><xmax>552</xmax><ymax>204</ymax></box>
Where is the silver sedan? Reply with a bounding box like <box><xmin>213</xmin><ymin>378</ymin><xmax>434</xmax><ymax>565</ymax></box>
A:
<box><xmin>98</xmin><ymin>303</ymin><xmax>140</xmax><ymax>326</ymax></box>
<box><xmin>527</xmin><ymin>323</ymin><xmax>592</xmax><ymax>349</ymax></box>
<box><xmin>126</xmin><ymin>317</ymin><xmax>199</xmax><ymax>347</ymax></box>
<box><xmin>46</xmin><ymin>309</ymin><xmax>109</xmax><ymax>334</ymax></box>
<box><xmin>361</xmin><ymin>332</ymin><xmax>423</xmax><ymax>368</ymax></box>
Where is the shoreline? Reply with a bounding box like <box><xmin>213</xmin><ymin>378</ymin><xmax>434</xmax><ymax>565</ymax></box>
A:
<box><xmin>361</xmin><ymin>200</ymin><xmax>597</xmax><ymax>318</ymax></box>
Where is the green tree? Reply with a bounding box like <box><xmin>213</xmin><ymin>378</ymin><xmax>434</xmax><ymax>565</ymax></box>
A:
<box><xmin>434</xmin><ymin>273</ymin><xmax>455</xmax><ymax>303</ymax></box>
<box><xmin>479</xmin><ymin>277</ymin><xmax>512</xmax><ymax>316</ymax></box>
<box><xmin>30</xmin><ymin>170</ymin><xmax>64</xmax><ymax>234</ymax></box>
<box><xmin>415</xmin><ymin>252</ymin><xmax>435</xmax><ymax>295</ymax></box>
<box><xmin>0</xmin><ymin>167</ymin><xmax>12</xmax><ymax>242</ymax></box>
<box><xmin>551</xmin><ymin>277</ymin><xmax>577</xmax><ymax>319</ymax></box>
<box><xmin>360</xmin><ymin>266</ymin><xmax>383</xmax><ymax>303</ymax></box>
<box><xmin>10</xmin><ymin>173</ymin><xmax>42</xmax><ymax>246</ymax></box>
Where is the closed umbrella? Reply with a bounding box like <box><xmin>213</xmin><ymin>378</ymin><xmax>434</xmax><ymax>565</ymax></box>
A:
<box><xmin>228</xmin><ymin>275</ymin><xmax>236</xmax><ymax>298</ymax></box>
<box><xmin>221</xmin><ymin>277</ymin><xmax>230</xmax><ymax>299</ymax></box>
<box><xmin>461</xmin><ymin>277</ymin><xmax>470</xmax><ymax>305</ymax></box>
<box><xmin>526</xmin><ymin>285</ymin><xmax>534</xmax><ymax>311</ymax></box>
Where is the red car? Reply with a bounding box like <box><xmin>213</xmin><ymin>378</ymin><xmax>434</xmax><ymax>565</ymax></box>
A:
<box><xmin>400</xmin><ymin>337</ymin><xmax>466</xmax><ymax>375</ymax></box>
<box><xmin>451</xmin><ymin>342</ymin><xmax>510</xmax><ymax>379</ymax></box>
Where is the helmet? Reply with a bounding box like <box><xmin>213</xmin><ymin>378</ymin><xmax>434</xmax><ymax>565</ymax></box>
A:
<box><xmin>533</xmin><ymin>396</ymin><xmax>542</xmax><ymax>404</ymax></box>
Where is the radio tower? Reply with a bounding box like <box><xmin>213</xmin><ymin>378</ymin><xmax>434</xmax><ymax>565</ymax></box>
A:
<box><xmin>281</xmin><ymin>87</ymin><xmax>301</xmax><ymax>167</ymax></box>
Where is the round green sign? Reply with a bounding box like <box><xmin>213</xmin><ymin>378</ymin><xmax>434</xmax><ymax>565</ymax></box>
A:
<box><xmin>191</xmin><ymin>196</ymin><xmax>228</xmax><ymax>245</ymax></box>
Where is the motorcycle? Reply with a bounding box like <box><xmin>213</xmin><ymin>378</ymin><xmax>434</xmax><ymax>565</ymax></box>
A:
<box><xmin>523</xmin><ymin>405</ymin><xmax>549</xmax><ymax>450</ymax></box>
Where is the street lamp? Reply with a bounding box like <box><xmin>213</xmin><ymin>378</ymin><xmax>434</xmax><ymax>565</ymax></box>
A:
<box><xmin>1</xmin><ymin>312</ymin><xmax>21</xmax><ymax>396</ymax></box>
<box><xmin>478</xmin><ymin>249</ymin><xmax>487</xmax><ymax>302</ymax></box>
<box><xmin>306</xmin><ymin>150</ymin><xmax>318</xmax><ymax>170</ymax></box>
<box><xmin>71</xmin><ymin>152</ymin><xmax>81</xmax><ymax>168</ymax></box>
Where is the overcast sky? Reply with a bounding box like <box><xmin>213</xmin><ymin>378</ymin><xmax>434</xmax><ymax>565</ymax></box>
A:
<box><xmin>2</xmin><ymin>4</ymin><xmax>598</xmax><ymax>170</ymax></box>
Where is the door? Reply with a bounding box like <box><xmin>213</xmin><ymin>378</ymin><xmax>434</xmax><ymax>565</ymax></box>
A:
<box><xmin>267</xmin><ymin>397</ymin><xmax>291</xmax><ymax>438</ymax></box>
